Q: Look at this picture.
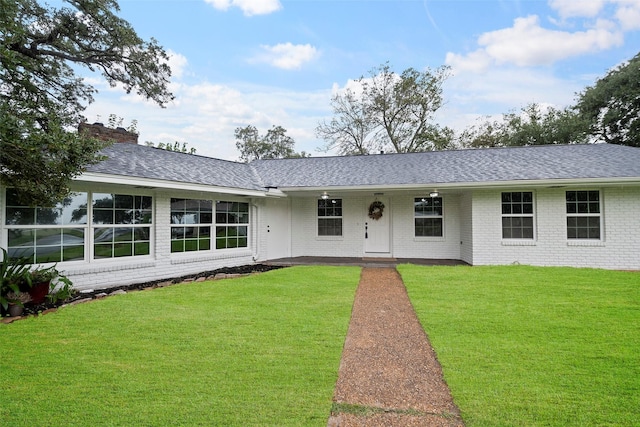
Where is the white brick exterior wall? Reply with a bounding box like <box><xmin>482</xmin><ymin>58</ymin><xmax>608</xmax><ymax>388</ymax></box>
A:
<box><xmin>471</xmin><ymin>187</ymin><xmax>640</xmax><ymax>270</ymax></box>
<box><xmin>391</xmin><ymin>194</ymin><xmax>461</xmax><ymax>259</ymax></box>
<box><xmin>289</xmin><ymin>196</ymin><xmax>364</xmax><ymax>257</ymax></box>
<box><xmin>284</xmin><ymin>193</ymin><xmax>462</xmax><ymax>260</ymax></box>
<box><xmin>459</xmin><ymin>192</ymin><xmax>473</xmax><ymax>265</ymax></box>
<box><xmin>3</xmin><ymin>183</ymin><xmax>640</xmax><ymax>294</ymax></box>
<box><xmin>275</xmin><ymin>187</ymin><xmax>640</xmax><ymax>270</ymax></box>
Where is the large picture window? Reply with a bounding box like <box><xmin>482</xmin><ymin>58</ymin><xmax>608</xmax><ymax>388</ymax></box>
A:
<box><xmin>501</xmin><ymin>192</ymin><xmax>534</xmax><ymax>239</ymax></box>
<box><xmin>5</xmin><ymin>190</ymin><xmax>153</xmax><ymax>262</ymax></box>
<box><xmin>215</xmin><ymin>201</ymin><xmax>249</xmax><ymax>249</ymax></box>
<box><xmin>170</xmin><ymin>199</ymin><xmax>212</xmax><ymax>252</ymax></box>
<box><xmin>92</xmin><ymin>193</ymin><xmax>153</xmax><ymax>258</ymax></box>
<box><xmin>414</xmin><ymin>197</ymin><xmax>443</xmax><ymax>237</ymax></box>
<box><xmin>317</xmin><ymin>198</ymin><xmax>342</xmax><ymax>236</ymax></box>
<box><xmin>566</xmin><ymin>190</ymin><xmax>601</xmax><ymax>239</ymax></box>
<box><xmin>5</xmin><ymin>189</ymin><xmax>88</xmax><ymax>263</ymax></box>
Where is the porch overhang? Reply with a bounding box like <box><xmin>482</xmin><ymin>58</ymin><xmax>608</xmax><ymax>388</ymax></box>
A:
<box><xmin>275</xmin><ymin>176</ymin><xmax>640</xmax><ymax>196</ymax></box>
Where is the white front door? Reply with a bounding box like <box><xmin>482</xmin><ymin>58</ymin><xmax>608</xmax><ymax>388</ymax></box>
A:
<box><xmin>265</xmin><ymin>198</ymin><xmax>290</xmax><ymax>260</ymax></box>
<box><xmin>364</xmin><ymin>197</ymin><xmax>390</xmax><ymax>255</ymax></box>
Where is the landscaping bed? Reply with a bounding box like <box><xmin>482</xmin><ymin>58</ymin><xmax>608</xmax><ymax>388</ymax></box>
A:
<box><xmin>8</xmin><ymin>263</ymin><xmax>283</xmax><ymax>318</ymax></box>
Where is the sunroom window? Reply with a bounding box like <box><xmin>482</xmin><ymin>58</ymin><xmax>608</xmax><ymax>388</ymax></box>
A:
<box><xmin>5</xmin><ymin>190</ymin><xmax>153</xmax><ymax>262</ymax></box>
<box><xmin>5</xmin><ymin>189</ymin><xmax>88</xmax><ymax>263</ymax></box>
<box><xmin>170</xmin><ymin>198</ymin><xmax>212</xmax><ymax>252</ymax></box>
<box><xmin>215</xmin><ymin>201</ymin><xmax>249</xmax><ymax>249</ymax></box>
<box><xmin>92</xmin><ymin>193</ymin><xmax>153</xmax><ymax>258</ymax></box>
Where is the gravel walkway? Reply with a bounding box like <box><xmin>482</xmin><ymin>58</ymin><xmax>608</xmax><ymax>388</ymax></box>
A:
<box><xmin>328</xmin><ymin>267</ymin><xmax>464</xmax><ymax>427</ymax></box>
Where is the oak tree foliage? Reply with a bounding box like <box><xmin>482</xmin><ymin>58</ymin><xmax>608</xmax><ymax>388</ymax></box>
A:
<box><xmin>574</xmin><ymin>51</ymin><xmax>640</xmax><ymax>147</ymax></box>
<box><xmin>1</xmin><ymin>0</ymin><xmax>173</xmax><ymax>206</ymax></box>
<box><xmin>459</xmin><ymin>103</ymin><xmax>590</xmax><ymax>148</ymax></box>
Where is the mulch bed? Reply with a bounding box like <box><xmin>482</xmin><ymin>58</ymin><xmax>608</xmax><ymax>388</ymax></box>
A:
<box><xmin>2</xmin><ymin>264</ymin><xmax>282</xmax><ymax>320</ymax></box>
<box><xmin>328</xmin><ymin>267</ymin><xmax>465</xmax><ymax>427</ymax></box>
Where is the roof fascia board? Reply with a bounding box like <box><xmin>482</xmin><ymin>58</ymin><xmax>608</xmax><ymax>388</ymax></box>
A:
<box><xmin>77</xmin><ymin>172</ymin><xmax>273</xmax><ymax>198</ymax></box>
<box><xmin>276</xmin><ymin>177</ymin><xmax>640</xmax><ymax>193</ymax></box>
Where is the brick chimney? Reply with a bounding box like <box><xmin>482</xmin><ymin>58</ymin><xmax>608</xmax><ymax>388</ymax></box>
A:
<box><xmin>78</xmin><ymin>122</ymin><xmax>138</xmax><ymax>144</ymax></box>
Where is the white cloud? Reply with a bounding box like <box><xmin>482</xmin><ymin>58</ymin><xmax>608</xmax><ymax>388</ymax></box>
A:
<box><xmin>204</xmin><ymin>0</ymin><xmax>281</xmax><ymax>16</ymax></box>
<box><xmin>549</xmin><ymin>0</ymin><xmax>606</xmax><ymax>19</ymax></box>
<box><xmin>615</xmin><ymin>1</ymin><xmax>640</xmax><ymax>30</ymax></box>
<box><xmin>167</xmin><ymin>50</ymin><xmax>188</xmax><ymax>79</ymax></box>
<box><xmin>445</xmin><ymin>50</ymin><xmax>493</xmax><ymax>73</ymax></box>
<box><xmin>251</xmin><ymin>43</ymin><xmax>319</xmax><ymax>70</ymax></box>
<box><xmin>446</xmin><ymin>15</ymin><xmax>623</xmax><ymax>71</ymax></box>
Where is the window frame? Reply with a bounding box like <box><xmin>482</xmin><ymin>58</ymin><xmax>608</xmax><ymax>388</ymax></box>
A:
<box><xmin>414</xmin><ymin>196</ymin><xmax>444</xmax><ymax>238</ymax></box>
<box><xmin>5</xmin><ymin>189</ymin><xmax>89</xmax><ymax>263</ymax></box>
<box><xmin>90</xmin><ymin>193</ymin><xmax>153</xmax><ymax>260</ymax></box>
<box><xmin>317</xmin><ymin>198</ymin><xmax>343</xmax><ymax>237</ymax></box>
<box><xmin>501</xmin><ymin>191</ymin><xmax>535</xmax><ymax>240</ymax></box>
<box><xmin>170</xmin><ymin>198</ymin><xmax>213</xmax><ymax>253</ymax></box>
<box><xmin>4</xmin><ymin>189</ymin><xmax>154</xmax><ymax>263</ymax></box>
<box><xmin>566</xmin><ymin>190</ymin><xmax>602</xmax><ymax>240</ymax></box>
<box><xmin>215</xmin><ymin>200</ymin><xmax>250</xmax><ymax>250</ymax></box>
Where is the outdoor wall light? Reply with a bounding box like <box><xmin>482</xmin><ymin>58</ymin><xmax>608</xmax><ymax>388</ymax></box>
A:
<box><xmin>429</xmin><ymin>190</ymin><xmax>439</xmax><ymax>198</ymax></box>
<box><xmin>321</xmin><ymin>191</ymin><xmax>330</xmax><ymax>200</ymax></box>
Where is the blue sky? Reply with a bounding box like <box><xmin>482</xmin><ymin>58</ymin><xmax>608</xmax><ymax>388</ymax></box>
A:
<box><xmin>80</xmin><ymin>0</ymin><xmax>640</xmax><ymax>160</ymax></box>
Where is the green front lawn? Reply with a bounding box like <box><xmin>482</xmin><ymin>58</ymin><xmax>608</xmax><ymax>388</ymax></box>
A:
<box><xmin>0</xmin><ymin>266</ymin><xmax>360</xmax><ymax>426</ymax></box>
<box><xmin>399</xmin><ymin>264</ymin><xmax>640</xmax><ymax>427</ymax></box>
<box><xmin>3</xmin><ymin>264</ymin><xmax>638</xmax><ymax>426</ymax></box>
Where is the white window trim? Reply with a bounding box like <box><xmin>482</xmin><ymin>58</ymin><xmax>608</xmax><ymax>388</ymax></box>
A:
<box><xmin>565</xmin><ymin>190</ymin><xmax>604</xmax><ymax>242</ymax></box>
<box><xmin>413</xmin><ymin>196</ymin><xmax>445</xmax><ymax>239</ymax></box>
<box><xmin>500</xmin><ymin>191</ymin><xmax>536</xmax><ymax>241</ymax></box>
<box><xmin>317</xmin><ymin>198</ymin><xmax>343</xmax><ymax>238</ymax></box>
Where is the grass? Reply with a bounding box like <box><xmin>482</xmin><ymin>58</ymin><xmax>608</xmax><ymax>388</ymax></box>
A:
<box><xmin>398</xmin><ymin>264</ymin><xmax>640</xmax><ymax>427</ymax></box>
<box><xmin>0</xmin><ymin>265</ymin><xmax>360</xmax><ymax>426</ymax></box>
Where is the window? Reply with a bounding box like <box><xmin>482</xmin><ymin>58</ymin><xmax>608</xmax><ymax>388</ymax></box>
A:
<box><xmin>5</xmin><ymin>189</ymin><xmax>88</xmax><ymax>263</ymax></box>
<box><xmin>414</xmin><ymin>197</ymin><xmax>443</xmax><ymax>237</ymax></box>
<box><xmin>215</xmin><ymin>201</ymin><xmax>249</xmax><ymax>249</ymax></box>
<box><xmin>501</xmin><ymin>192</ymin><xmax>534</xmax><ymax>239</ymax></box>
<box><xmin>92</xmin><ymin>193</ymin><xmax>152</xmax><ymax>258</ymax></box>
<box><xmin>317</xmin><ymin>198</ymin><xmax>342</xmax><ymax>236</ymax></box>
<box><xmin>5</xmin><ymin>190</ymin><xmax>153</xmax><ymax>262</ymax></box>
<box><xmin>170</xmin><ymin>199</ymin><xmax>212</xmax><ymax>252</ymax></box>
<box><xmin>566</xmin><ymin>190</ymin><xmax>601</xmax><ymax>239</ymax></box>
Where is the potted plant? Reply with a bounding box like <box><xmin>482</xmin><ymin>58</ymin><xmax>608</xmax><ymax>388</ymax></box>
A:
<box><xmin>28</xmin><ymin>265</ymin><xmax>75</xmax><ymax>304</ymax></box>
<box><xmin>0</xmin><ymin>248</ymin><xmax>32</xmax><ymax>314</ymax></box>
<box><xmin>28</xmin><ymin>265</ymin><xmax>58</xmax><ymax>304</ymax></box>
<box><xmin>5</xmin><ymin>290</ymin><xmax>32</xmax><ymax>317</ymax></box>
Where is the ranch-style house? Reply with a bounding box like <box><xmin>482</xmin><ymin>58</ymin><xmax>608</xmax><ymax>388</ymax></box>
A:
<box><xmin>2</xmin><ymin>123</ymin><xmax>639</xmax><ymax>291</ymax></box>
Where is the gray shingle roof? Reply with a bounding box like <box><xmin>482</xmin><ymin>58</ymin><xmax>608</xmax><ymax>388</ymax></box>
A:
<box><xmin>87</xmin><ymin>143</ymin><xmax>264</xmax><ymax>191</ymax></box>
<box><xmin>251</xmin><ymin>144</ymin><xmax>640</xmax><ymax>188</ymax></box>
<box><xmin>87</xmin><ymin>143</ymin><xmax>640</xmax><ymax>192</ymax></box>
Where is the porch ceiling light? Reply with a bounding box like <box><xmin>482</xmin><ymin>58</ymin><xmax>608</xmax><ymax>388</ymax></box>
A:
<box><xmin>429</xmin><ymin>190</ymin><xmax>439</xmax><ymax>198</ymax></box>
<box><xmin>321</xmin><ymin>191</ymin><xmax>330</xmax><ymax>200</ymax></box>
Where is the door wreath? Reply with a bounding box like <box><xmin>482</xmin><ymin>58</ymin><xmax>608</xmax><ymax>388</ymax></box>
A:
<box><xmin>368</xmin><ymin>200</ymin><xmax>385</xmax><ymax>220</ymax></box>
